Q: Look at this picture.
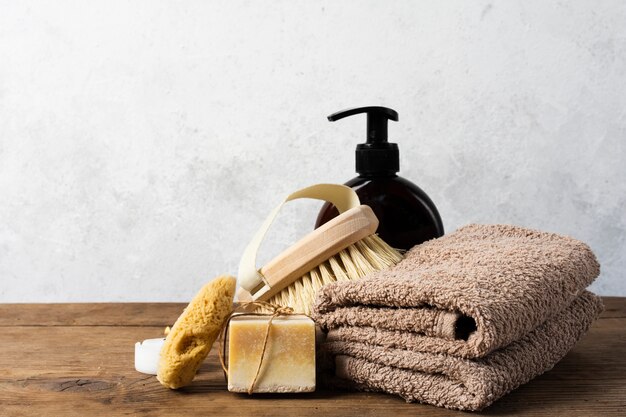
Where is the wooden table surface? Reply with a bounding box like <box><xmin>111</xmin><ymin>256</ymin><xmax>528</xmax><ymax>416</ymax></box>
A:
<box><xmin>1</xmin><ymin>298</ymin><xmax>624</xmax><ymax>416</ymax></box>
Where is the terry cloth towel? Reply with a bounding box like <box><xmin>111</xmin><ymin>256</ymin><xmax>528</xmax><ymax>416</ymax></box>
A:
<box><xmin>322</xmin><ymin>291</ymin><xmax>603</xmax><ymax>411</ymax></box>
<box><xmin>313</xmin><ymin>224</ymin><xmax>600</xmax><ymax>358</ymax></box>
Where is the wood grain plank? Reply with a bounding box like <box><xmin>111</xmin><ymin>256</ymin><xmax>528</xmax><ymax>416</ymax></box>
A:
<box><xmin>0</xmin><ymin>315</ymin><xmax>624</xmax><ymax>416</ymax></box>
<box><xmin>0</xmin><ymin>300</ymin><xmax>624</xmax><ymax>416</ymax></box>
<box><xmin>600</xmin><ymin>297</ymin><xmax>626</xmax><ymax>318</ymax></box>
<box><xmin>0</xmin><ymin>303</ymin><xmax>185</xmax><ymax>327</ymax></box>
<box><xmin>1</xmin><ymin>297</ymin><xmax>624</xmax><ymax>327</ymax></box>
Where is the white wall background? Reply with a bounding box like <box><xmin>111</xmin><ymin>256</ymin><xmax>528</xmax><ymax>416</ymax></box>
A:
<box><xmin>1</xmin><ymin>1</ymin><xmax>625</xmax><ymax>302</ymax></box>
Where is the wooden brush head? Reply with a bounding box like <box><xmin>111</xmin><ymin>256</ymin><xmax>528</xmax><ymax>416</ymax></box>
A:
<box><xmin>236</xmin><ymin>204</ymin><xmax>378</xmax><ymax>304</ymax></box>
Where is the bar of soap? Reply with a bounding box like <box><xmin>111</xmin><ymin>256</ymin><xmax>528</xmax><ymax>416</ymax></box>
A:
<box><xmin>228</xmin><ymin>314</ymin><xmax>316</xmax><ymax>393</ymax></box>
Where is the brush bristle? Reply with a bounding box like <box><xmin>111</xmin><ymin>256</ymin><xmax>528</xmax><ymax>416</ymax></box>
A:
<box><xmin>264</xmin><ymin>235</ymin><xmax>403</xmax><ymax>315</ymax></box>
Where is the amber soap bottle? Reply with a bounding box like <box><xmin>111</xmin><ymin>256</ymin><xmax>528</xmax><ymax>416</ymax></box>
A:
<box><xmin>315</xmin><ymin>106</ymin><xmax>444</xmax><ymax>251</ymax></box>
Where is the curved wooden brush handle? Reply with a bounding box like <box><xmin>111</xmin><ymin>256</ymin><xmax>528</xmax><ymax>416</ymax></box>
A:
<box><xmin>237</xmin><ymin>205</ymin><xmax>378</xmax><ymax>303</ymax></box>
<box><xmin>263</xmin><ymin>205</ymin><xmax>378</xmax><ymax>288</ymax></box>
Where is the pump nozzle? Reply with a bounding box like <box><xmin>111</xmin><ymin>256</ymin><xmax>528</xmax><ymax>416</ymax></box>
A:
<box><xmin>327</xmin><ymin>106</ymin><xmax>400</xmax><ymax>175</ymax></box>
<box><xmin>328</xmin><ymin>106</ymin><xmax>399</xmax><ymax>142</ymax></box>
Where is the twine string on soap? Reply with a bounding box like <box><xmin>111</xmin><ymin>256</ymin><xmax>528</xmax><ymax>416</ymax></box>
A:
<box><xmin>218</xmin><ymin>300</ymin><xmax>296</xmax><ymax>395</ymax></box>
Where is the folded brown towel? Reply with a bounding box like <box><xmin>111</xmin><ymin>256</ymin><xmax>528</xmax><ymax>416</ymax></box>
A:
<box><xmin>322</xmin><ymin>291</ymin><xmax>603</xmax><ymax>411</ymax></box>
<box><xmin>314</xmin><ymin>224</ymin><xmax>600</xmax><ymax>358</ymax></box>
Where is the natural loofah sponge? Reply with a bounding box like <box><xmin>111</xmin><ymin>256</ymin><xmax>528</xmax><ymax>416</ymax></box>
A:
<box><xmin>157</xmin><ymin>275</ymin><xmax>236</xmax><ymax>389</ymax></box>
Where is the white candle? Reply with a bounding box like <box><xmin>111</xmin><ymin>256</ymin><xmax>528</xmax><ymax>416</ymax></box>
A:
<box><xmin>135</xmin><ymin>338</ymin><xmax>165</xmax><ymax>375</ymax></box>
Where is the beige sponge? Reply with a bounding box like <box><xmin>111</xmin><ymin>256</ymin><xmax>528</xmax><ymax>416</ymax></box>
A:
<box><xmin>157</xmin><ymin>275</ymin><xmax>236</xmax><ymax>389</ymax></box>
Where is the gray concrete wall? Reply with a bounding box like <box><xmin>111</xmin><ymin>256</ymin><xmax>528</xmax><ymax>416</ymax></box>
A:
<box><xmin>1</xmin><ymin>0</ymin><xmax>624</xmax><ymax>301</ymax></box>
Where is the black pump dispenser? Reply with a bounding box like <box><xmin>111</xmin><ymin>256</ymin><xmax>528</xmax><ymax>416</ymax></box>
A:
<box><xmin>316</xmin><ymin>106</ymin><xmax>444</xmax><ymax>251</ymax></box>
<box><xmin>328</xmin><ymin>106</ymin><xmax>399</xmax><ymax>175</ymax></box>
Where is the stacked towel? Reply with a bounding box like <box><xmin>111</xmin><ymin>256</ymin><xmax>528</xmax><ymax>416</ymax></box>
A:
<box><xmin>313</xmin><ymin>224</ymin><xmax>603</xmax><ymax>411</ymax></box>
